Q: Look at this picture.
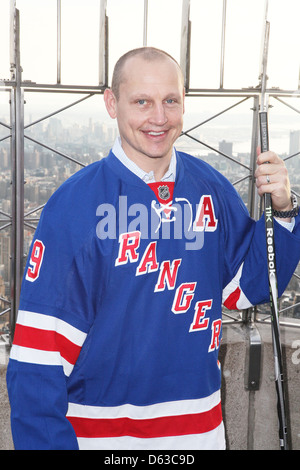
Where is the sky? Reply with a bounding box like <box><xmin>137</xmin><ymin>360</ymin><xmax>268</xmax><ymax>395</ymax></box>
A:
<box><xmin>1</xmin><ymin>0</ymin><xmax>300</xmax><ymax>128</ymax></box>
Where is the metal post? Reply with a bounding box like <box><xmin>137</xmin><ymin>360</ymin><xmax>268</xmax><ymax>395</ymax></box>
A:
<box><xmin>247</xmin><ymin>96</ymin><xmax>260</xmax><ymax>221</ymax></box>
<box><xmin>99</xmin><ymin>0</ymin><xmax>108</xmax><ymax>87</ymax></box>
<box><xmin>10</xmin><ymin>7</ymin><xmax>24</xmax><ymax>339</ymax></box>
<box><xmin>220</xmin><ymin>0</ymin><xmax>227</xmax><ymax>89</ymax></box>
<box><xmin>243</xmin><ymin>94</ymin><xmax>261</xmax><ymax>324</ymax></box>
<box><xmin>242</xmin><ymin>96</ymin><xmax>260</xmax><ymax>326</ymax></box>
<box><xmin>57</xmin><ymin>0</ymin><xmax>61</xmax><ymax>84</ymax></box>
<box><xmin>143</xmin><ymin>0</ymin><xmax>148</xmax><ymax>46</ymax></box>
<box><xmin>180</xmin><ymin>0</ymin><xmax>191</xmax><ymax>92</ymax></box>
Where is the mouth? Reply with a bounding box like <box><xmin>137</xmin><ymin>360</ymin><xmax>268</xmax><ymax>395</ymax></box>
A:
<box><xmin>146</xmin><ymin>131</ymin><xmax>165</xmax><ymax>136</ymax></box>
<box><xmin>142</xmin><ymin>130</ymin><xmax>168</xmax><ymax>138</ymax></box>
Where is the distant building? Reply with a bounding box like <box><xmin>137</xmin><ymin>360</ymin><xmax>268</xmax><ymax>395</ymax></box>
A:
<box><xmin>289</xmin><ymin>130</ymin><xmax>300</xmax><ymax>167</ymax></box>
<box><xmin>219</xmin><ymin>139</ymin><xmax>233</xmax><ymax>155</ymax></box>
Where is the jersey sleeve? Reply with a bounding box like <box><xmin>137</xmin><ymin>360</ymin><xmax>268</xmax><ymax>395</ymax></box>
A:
<box><xmin>6</xmin><ymin>198</ymin><xmax>93</xmax><ymax>449</ymax></box>
<box><xmin>222</xmin><ymin>191</ymin><xmax>300</xmax><ymax>310</ymax></box>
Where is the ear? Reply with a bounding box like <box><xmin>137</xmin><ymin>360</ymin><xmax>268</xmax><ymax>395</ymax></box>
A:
<box><xmin>104</xmin><ymin>88</ymin><xmax>117</xmax><ymax>119</ymax></box>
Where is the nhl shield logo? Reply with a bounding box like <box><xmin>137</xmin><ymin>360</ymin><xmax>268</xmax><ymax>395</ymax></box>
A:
<box><xmin>158</xmin><ymin>185</ymin><xmax>170</xmax><ymax>201</ymax></box>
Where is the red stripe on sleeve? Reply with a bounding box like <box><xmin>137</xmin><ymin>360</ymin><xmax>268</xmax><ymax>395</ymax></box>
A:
<box><xmin>13</xmin><ymin>323</ymin><xmax>81</xmax><ymax>365</ymax></box>
<box><xmin>223</xmin><ymin>286</ymin><xmax>241</xmax><ymax>310</ymax></box>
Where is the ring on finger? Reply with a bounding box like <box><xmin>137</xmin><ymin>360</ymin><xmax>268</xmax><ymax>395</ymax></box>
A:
<box><xmin>266</xmin><ymin>175</ymin><xmax>270</xmax><ymax>184</ymax></box>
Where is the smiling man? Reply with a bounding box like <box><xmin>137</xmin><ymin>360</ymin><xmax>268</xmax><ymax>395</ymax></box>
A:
<box><xmin>104</xmin><ymin>49</ymin><xmax>185</xmax><ymax>181</ymax></box>
<box><xmin>7</xmin><ymin>47</ymin><xmax>300</xmax><ymax>450</ymax></box>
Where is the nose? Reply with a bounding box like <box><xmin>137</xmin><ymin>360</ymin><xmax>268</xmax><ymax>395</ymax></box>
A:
<box><xmin>148</xmin><ymin>102</ymin><xmax>168</xmax><ymax>126</ymax></box>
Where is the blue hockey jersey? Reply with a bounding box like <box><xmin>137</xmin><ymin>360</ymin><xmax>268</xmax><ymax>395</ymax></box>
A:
<box><xmin>6</xmin><ymin>149</ymin><xmax>300</xmax><ymax>450</ymax></box>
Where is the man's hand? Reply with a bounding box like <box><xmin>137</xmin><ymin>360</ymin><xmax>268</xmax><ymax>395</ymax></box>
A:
<box><xmin>255</xmin><ymin>148</ymin><xmax>292</xmax><ymax>213</ymax></box>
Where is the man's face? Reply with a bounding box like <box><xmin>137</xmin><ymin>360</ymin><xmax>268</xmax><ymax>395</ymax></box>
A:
<box><xmin>105</xmin><ymin>56</ymin><xmax>185</xmax><ymax>167</ymax></box>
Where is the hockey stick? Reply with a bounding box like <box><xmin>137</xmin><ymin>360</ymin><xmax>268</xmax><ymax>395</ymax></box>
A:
<box><xmin>259</xmin><ymin>6</ymin><xmax>288</xmax><ymax>451</ymax></box>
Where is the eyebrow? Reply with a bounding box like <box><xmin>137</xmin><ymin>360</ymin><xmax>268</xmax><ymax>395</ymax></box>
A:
<box><xmin>129</xmin><ymin>92</ymin><xmax>182</xmax><ymax>102</ymax></box>
<box><xmin>130</xmin><ymin>93</ymin><xmax>153</xmax><ymax>101</ymax></box>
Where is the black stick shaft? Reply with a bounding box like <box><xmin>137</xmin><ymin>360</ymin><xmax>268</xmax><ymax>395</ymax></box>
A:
<box><xmin>259</xmin><ymin>110</ymin><xmax>288</xmax><ymax>450</ymax></box>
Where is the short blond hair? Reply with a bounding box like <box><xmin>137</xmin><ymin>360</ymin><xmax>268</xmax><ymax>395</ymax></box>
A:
<box><xmin>111</xmin><ymin>47</ymin><xmax>184</xmax><ymax>100</ymax></box>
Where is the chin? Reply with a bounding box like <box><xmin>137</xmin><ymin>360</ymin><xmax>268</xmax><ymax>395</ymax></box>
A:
<box><xmin>143</xmin><ymin>145</ymin><xmax>173</xmax><ymax>159</ymax></box>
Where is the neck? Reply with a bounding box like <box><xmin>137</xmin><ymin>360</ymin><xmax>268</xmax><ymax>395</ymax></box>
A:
<box><xmin>120</xmin><ymin>143</ymin><xmax>173</xmax><ymax>182</ymax></box>
<box><xmin>151</xmin><ymin>158</ymin><xmax>171</xmax><ymax>181</ymax></box>
<box><xmin>129</xmin><ymin>153</ymin><xmax>172</xmax><ymax>180</ymax></box>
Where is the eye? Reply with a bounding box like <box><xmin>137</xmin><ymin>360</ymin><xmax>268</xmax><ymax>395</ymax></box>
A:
<box><xmin>137</xmin><ymin>99</ymin><xmax>147</xmax><ymax>105</ymax></box>
<box><xmin>165</xmin><ymin>99</ymin><xmax>175</xmax><ymax>104</ymax></box>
